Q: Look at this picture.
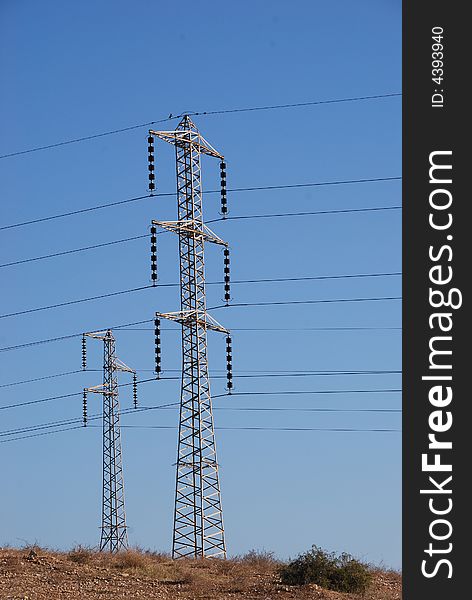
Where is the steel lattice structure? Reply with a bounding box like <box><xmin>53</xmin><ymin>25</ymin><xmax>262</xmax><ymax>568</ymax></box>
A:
<box><xmin>83</xmin><ymin>329</ymin><xmax>136</xmax><ymax>553</ymax></box>
<box><xmin>150</xmin><ymin>115</ymin><xmax>229</xmax><ymax>558</ymax></box>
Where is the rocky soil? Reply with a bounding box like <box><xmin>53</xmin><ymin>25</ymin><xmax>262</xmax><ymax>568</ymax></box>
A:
<box><xmin>0</xmin><ymin>548</ymin><xmax>401</xmax><ymax>600</ymax></box>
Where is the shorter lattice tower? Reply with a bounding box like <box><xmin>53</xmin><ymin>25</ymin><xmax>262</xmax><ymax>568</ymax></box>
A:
<box><xmin>81</xmin><ymin>329</ymin><xmax>137</xmax><ymax>552</ymax></box>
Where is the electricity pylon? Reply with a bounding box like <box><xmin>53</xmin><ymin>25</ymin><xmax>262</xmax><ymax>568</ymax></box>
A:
<box><xmin>148</xmin><ymin>115</ymin><xmax>232</xmax><ymax>558</ymax></box>
<box><xmin>82</xmin><ymin>329</ymin><xmax>137</xmax><ymax>553</ymax></box>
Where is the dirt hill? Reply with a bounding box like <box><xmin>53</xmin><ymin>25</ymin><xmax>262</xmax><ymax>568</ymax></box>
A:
<box><xmin>0</xmin><ymin>548</ymin><xmax>401</xmax><ymax>600</ymax></box>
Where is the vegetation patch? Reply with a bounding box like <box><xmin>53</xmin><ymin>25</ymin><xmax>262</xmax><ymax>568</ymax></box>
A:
<box><xmin>279</xmin><ymin>545</ymin><xmax>372</xmax><ymax>593</ymax></box>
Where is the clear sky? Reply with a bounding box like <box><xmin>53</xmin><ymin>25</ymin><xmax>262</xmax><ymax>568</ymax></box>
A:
<box><xmin>0</xmin><ymin>1</ymin><xmax>401</xmax><ymax>568</ymax></box>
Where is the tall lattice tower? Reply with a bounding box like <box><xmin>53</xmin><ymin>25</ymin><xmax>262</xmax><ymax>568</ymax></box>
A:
<box><xmin>148</xmin><ymin>115</ymin><xmax>233</xmax><ymax>558</ymax></box>
<box><xmin>82</xmin><ymin>329</ymin><xmax>137</xmax><ymax>553</ymax></box>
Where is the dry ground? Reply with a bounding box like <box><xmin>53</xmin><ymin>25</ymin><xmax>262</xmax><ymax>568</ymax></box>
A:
<box><xmin>0</xmin><ymin>547</ymin><xmax>401</xmax><ymax>600</ymax></box>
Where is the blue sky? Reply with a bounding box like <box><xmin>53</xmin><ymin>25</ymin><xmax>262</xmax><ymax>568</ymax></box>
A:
<box><xmin>0</xmin><ymin>1</ymin><xmax>401</xmax><ymax>568</ymax></box>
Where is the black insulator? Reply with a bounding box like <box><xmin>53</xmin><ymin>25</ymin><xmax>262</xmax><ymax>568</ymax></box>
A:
<box><xmin>224</xmin><ymin>248</ymin><xmax>229</xmax><ymax>256</ymax></box>
<box><xmin>149</xmin><ymin>183</ymin><xmax>155</xmax><ymax>191</ymax></box>
<box><xmin>147</xmin><ymin>135</ymin><xmax>154</xmax><ymax>143</ymax></box>
<box><xmin>151</xmin><ymin>232</ymin><xmax>157</xmax><ymax>283</ymax></box>
<box><xmin>148</xmin><ymin>164</ymin><xmax>154</xmax><ymax>171</ymax></box>
<box><xmin>148</xmin><ymin>144</ymin><xmax>154</xmax><ymax>152</ymax></box>
<box><xmin>224</xmin><ymin>293</ymin><xmax>230</xmax><ymax>301</ymax></box>
<box><xmin>83</xmin><ymin>391</ymin><xmax>87</xmax><ymax>427</ymax></box>
<box><xmin>148</xmin><ymin>154</ymin><xmax>154</xmax><ymax>163</ymax></box>
<box><xmin>220</xmin><ymin>161</ymin><xmax>228</xmax><ymax>217</ymax></box>
<box><xmin>151</xmin><ymin>226</ymin><xmax>157</xmax><ymax>234</ymax></box>
<box><xmin>224</xmin><ymin>258</ymin><xmax>230</xmax><ymax>266</ymax></box>
<box><xmin>81</xmin><ymin>335</ymin><xmax>87</xmax><ymax>370</ymax></box>
<box><xmin>155</xmin><ymin>318</ymin><xmax>161</xmax><ymax>375</ymax></box>
<box><xmin>149</xmin><ymin>173</ymin><xmax>155</xmax><ymax>181</ymax></box>
<box><xmin>133</xmin><ymin>373</ymin><xmax>138</xmax><ymax>408</ymax></box>
<box><xmin>224</xmin><ymin>267</ymin><xmax>230</xmax><ymax>275</ymax></box>
<box><xmin>224</xmin><ymin>275</ymin><xmax>230</xmax><ymax>282</ymax></box>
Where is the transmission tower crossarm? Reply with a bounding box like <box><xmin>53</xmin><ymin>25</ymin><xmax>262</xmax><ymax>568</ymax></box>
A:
<box><xmin>149</xmin><ymin>122</ymin><xmax>224</xmax><ymax>160</ymax></box>
<box><xmin>151</xmin><ymin>219</ymin><xmax>228</xmax><ymax>246</ymax></box>
<box><xmin>156</xmin><ymin>310</ymin><xmax>229</xmax><ymax>335</ymax></box>
<box><xmin>114</xmin><ymin>358</ymin><xmax>135</xmax><ymax>374</ymax></box>
<box><xmin>84</xmin><ymin>383</ymin><xmax>117</xmax><ymax>396</ymax></box>
<box><xmin>84</xmin><ymin>330</ymin><xmax>109</xmax><ymax>341</ymax></box>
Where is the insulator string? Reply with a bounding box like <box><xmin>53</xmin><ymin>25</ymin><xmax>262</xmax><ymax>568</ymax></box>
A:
<box><xmin>82</xmin><ymin>390</ymin><xmax>87</xmax><ymax>427</ymax></box>
<box><xmin>220</xmin><ymin>160</ymin><xmax>227</xmax><ymax>217</ymax></box>
<box><xmin>150</xmin><ymin>225</ymin><xmax>157</xmax><ymax>284</ymax></box>
<box><xmin>223</xmin><ymin>247</ymin><xmax>230</xmax><ymax>305</ymax></box>
<box><xmin>148</xmin><ymin>135</ymin><xmax>155</xmax><ymax>192</ymax></box>
<box><xmin>133</xmin><ymin>373</ymin><xmax>138</xmax><ymax>408</ymax></box>
<box><xmin>154</xmin><ymin>317</ymin><xmax>161</xmax><ymax>377</ymax></box>
<box><xmin>226</xmin><ymin>335</ymin><xmax>233</xmax><ymax>393</ymax></box>
<box><xmin>81</xmin><ymin>334</ymin><xmax>87</xmax><ymax>370</ymax></box>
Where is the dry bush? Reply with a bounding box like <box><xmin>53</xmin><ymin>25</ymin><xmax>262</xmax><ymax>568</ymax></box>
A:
<box><xmin>67</xmin><ymin>545</ymin><xmax>94</xmax><ymax>565</ymax></box>
<box><xmin>236</xmin><ymin>549</ymin><xmax>281</xmax><ymax>573</ymax></box>
<box><xmin>106</xmin><ymin>549</ymin><xmax>189</xmax><ymax>582</ymax></box>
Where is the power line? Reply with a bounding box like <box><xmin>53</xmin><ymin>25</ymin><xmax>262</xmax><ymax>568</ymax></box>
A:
<box><xmin>0</xmin><ymin>177</ymin><xmax>401</xmax><ymax>232</ymax></box>
<box><xmin>0</xmin><ymin>234</ymin><xmax>149</xmax><ymax>268</ymax></box>
<box><xmin>0</xmin><ymin>194</ymin><xmax>155</xmax><ymax>232</ymax></box>
<box><xmin>0</xmin><ymin>401</ymin><xmax>402</xmax><ymax>439</ymax></box>
<box><xmin>0</xmin><ymin>205</ymin><xmax>400</xmax><ymax>276</ymax></box>
<box><xmin>0</xmin><ymin>93</ymin><xmax>401</xmax><ymax>160</ymax></box>
<box><xmin>209</xmin><ymin>296</ymin><xmax>402</xmax><ymax>311</ymax></box>
<box><xmin>190</xmin><ymin>93</ymin><xmax>402</xmax><ymax>116</ymax></box>
<box><xmin>0</xmin><ymin>319</ymin><xmax>152</xmax><ymax>353</ymax></box>
<box><xmin>212</xmin><ymin>389</ymin><xmax>401</xmax><ymax>399</ymax></box>
<box><xmin>0</xmin><ymin>402</ymin><xmax>180</xmax><ymax>438</ymax></box>
<box><xmin>112</xmin><ymin>425</ymin><xmax>402</xmax><ymax>433</ymax></box>
<box><xmin>0</xmin><ymin>425</ymin><xmax>85</xmax><ymax>444</ymax></box>
<box><xmin>0</xmin><ymin>291</ymin><xmax>401</xmax><ymax>321</ymax></box>
<box><xmin>0</xmin><ymin>382</ymin><xmax>400</xmax><ymax>413</ymax></box>
<box><xmin>0</xmin><ymin>118</ymin><xmax>175</xmax><ymax>160</ymax></box>
<box><xmin>123</xmin><ymin>326</ymin><xmax>402</xmax><ymax>332</ymax></box>
<box><xmin>0</xmin><ymin>323</ymin><xmax>401</xmax><ymax>354</ymax></box>
<box><xmin>0</xmin><ymin>370</ymin><xmax>89</xmax><ymax>389</ymax></box>
<box><xmin>0</xmin><ymin>368</ymin><xmax>401</xmax><ymax>390</ymax></box>
<box><xmin>0</xmin><ymin>285</ymin><xmax>154</xmax><ymax>320</ymax></box>
<box><xmin>210</xmin><ymin>205</ymin><xmax>402</xmax><ymax>224</ymax></box>
<box><xmin>0</xmin><ymin>376</ymin><xmax>157</xmax><ymax>412</ymax></box>
<box><xmin>0</xmin><ymin>423</ymin><xmax>401</xmax><ymax>444</ymax></box>
<box><xmin>0</xmin><ymin>399</ymin><xmax>401</xmax><ymax>442</ymax></box>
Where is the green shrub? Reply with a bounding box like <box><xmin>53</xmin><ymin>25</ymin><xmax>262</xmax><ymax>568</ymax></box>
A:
<box><xmin>279</xmin><ymin>545</ymin><xmax>372</xmax><ymax>593</ymax></box>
